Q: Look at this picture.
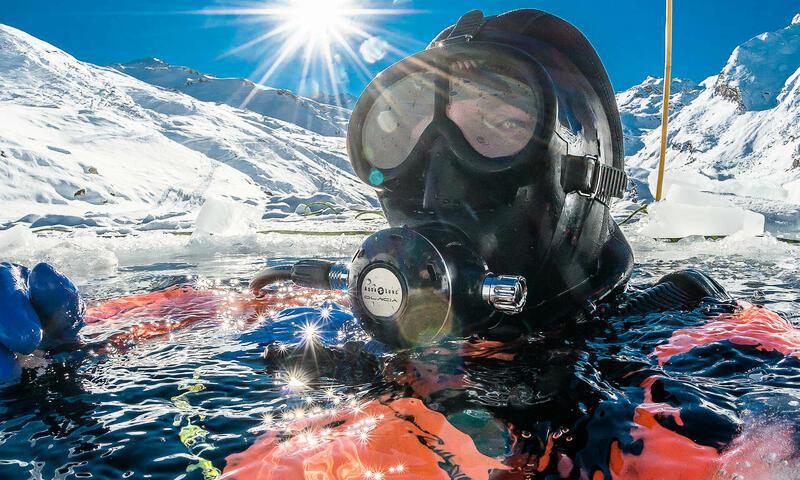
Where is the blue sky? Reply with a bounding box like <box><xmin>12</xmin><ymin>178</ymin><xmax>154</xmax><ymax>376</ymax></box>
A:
<box><xmin>2</xmin><ymin>0</ymin><xmax>798</xmax><ymax>97</ymax></box>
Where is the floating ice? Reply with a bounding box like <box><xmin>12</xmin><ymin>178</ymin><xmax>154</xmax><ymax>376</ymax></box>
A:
<box><xmin>640</xmin><ymin>184</ymin><xmax>765</xmax><ymax>238</ymax></box>
<box><xmin>193</xmin><ymin>197</ymin><xmax>262</xmax><ymax>237</ymax></box>
<box><xmin>0</xmin><ymin>225</ymin><xmax>35</xmax><ymax>251</ymax></box>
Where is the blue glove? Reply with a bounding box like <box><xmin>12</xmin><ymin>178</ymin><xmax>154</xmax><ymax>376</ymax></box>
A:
<box><xmin>0</xmin><ymin>262</ymin><xmax>84</xmax><ymax>383</ymax></box>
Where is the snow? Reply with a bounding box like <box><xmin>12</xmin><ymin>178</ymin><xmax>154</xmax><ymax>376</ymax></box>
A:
<box><xmin>639</xmin><ymin>184</ymin><xmax>765</xmax><ymax>238</ymax></box>
<box><xmin>0</xmin><ymin>23</ymin><xmax>377</xmax><ymax>234</ymax></box>
<box><xmin>616</xmin><ymin>76</ymin><xmax>701</xmax><ymax>156</ymax></box>
<box><xmin>0</xmin><ymin>225</ymin><xmax>35</xmax><ymax>251</ymax></box>
<box><xmin>110</xmin><ymin>58</ymin><xmax>352</xmax><ymax>136</ymax></box>
<box><xmin>716</xmin><ymin>18</ymin><xmax>800</xmax><ymax>111</ymax></box>
<box><xmin>193</xmin><ymin>197</ymin><xmax>262</xmax><ymax>237</ymax></box>
<box><xmin>314</xmin><ymin>93</ymin><xmax>358</xmax><ymax>110</ymax></box>
<box><xmin>619</xmin><ymin>14</ymin><xmax>800</xmax><ymax>239</ymax></box>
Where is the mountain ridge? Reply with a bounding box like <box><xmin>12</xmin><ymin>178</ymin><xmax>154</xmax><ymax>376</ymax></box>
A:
<box><xmin>617</xmin><ymin>13</ymin><xmax>800</xmax><ymax>205</ymax></box>
<box><xmin>111</xmin><ymin>57</ymin><xmax>351</xmax><ymax>137</ymax></box>
<box><xmin>0</xmin><ymin>23</ymin><xmax>375</xmax><ymax>230</ymax></box>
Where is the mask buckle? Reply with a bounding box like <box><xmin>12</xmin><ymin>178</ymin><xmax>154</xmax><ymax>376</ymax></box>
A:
<box><xmin>562</xmin><ymin>155</ymin><xmax>628</xmax><ymax>203</ymax></box>
<box><xmin>435</xmin><ymin>10</ymin><xmax>492</xmax><ymax>46</ymax></box>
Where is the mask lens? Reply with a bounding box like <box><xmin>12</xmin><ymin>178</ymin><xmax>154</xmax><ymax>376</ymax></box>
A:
<box><xmin>362</xmin><ymin>72</ymin><xmax>435</xmax><ymax>170</ymax></box>
<box><xmin>446</xmin><ymin>62</ymin><xmax>538</xmax><ymax>158</ymax></box>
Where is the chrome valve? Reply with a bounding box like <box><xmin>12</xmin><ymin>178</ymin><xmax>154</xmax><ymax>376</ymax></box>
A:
<box><xmin>328</xmin><ymin>263</ymin><xmax>350</xmax><ymax>291</ymax></box>
<box><xmin>482</xmin><ymin>274</ymin><xmax>527</xmax><ymax>314</ymax></box>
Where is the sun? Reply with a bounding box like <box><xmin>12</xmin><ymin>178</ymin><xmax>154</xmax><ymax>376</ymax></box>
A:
<box><xmin>196</xmin><ymin>0</ymin><xmax>416</xmax><ymax>109</ymax></box>
<box><xmin>278</xmin><ymin>0</ymin><xmax>355</xmax><ymax>45</ymax></box>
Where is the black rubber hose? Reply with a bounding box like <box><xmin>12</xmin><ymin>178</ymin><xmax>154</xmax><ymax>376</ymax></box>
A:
<box><xmin>249</xmin><ymin>260</ymin><xmax>336</xmax><ymax>296</ymax></box>
<box><xmin>290</xmin><ymin>259</ymin><xmax>335</xmax><ymax>289</ymax></box>
<box><xmin>249</xmin><ymin>265</ymin><xmax>293</xmax><ymax>297</ymax></box>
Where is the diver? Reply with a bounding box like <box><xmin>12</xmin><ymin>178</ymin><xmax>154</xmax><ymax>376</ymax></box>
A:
<box><xmin>239</xmin><ymin>9</ymin><xmax>800</xmax><ymax>477</ymax></box>
<box><xmin>249</xmin><ymin>8</ymin><xmax>733</xmax><ymax>347</ymax></box>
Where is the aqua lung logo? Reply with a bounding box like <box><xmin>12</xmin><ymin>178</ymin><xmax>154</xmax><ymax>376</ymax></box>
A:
<box><xmin>363</xmin><ymin>279</ymin><xmax>400</xmax><ymax>297</ymax></box>
<box><xmin>360</xmin><ymin>267</ymin><xmax>403</xmax><ymax>317</ymax></box>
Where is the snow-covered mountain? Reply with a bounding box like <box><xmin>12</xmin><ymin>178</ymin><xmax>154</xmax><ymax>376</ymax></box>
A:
<box><xmin>313</xmin><ymin>92</ymin><xmax>358</xmax><ymax>110</ymax></box>
<box><xmin>110</xmin><ymin>57</ymin><xmax>351</xmax><ymax>137</ymax></box>
<box><xmin>0</xmin><ymin>24</ymin><xmax>376</xmax><ymax>230</ymax></box>
<box><xmin>618</xmin><ymin>13</ymin><xmax>800</xmax><ymax>205</ymax></box>
<box><xmin>616</xmin><ymin>76</ymin><xmax>701</xmax><ymax>157</ymax></box>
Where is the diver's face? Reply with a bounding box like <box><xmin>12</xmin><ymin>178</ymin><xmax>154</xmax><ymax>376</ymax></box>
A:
<box><xmin>359</xmin><ymin>59</ymin><xmax>539</xmax><ymax>176</ymax></box>
<box><xmin>445</xmin><ymin>61</ymin><xmax>537</xmax><ymax>159</ymax></box>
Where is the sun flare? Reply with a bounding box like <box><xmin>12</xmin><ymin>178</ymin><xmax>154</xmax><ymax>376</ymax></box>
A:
<box><xmin>197</xmin><ymin>0</ymin><xmax>415</xmax><ymax>109</ymax></box>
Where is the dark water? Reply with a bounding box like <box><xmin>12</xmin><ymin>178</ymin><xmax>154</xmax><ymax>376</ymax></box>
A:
<box><xmin>0</xmin><ymin>239</ymin><xmax>798</xmax><ymax>479</ymax></box>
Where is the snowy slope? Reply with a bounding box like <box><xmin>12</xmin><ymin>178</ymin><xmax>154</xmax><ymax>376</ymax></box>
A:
<box><xmin>0</xmin><ymin>24</ymin><xmax>375</xmax><ymax>230</ymax></box>
<box><xmin>111</xmin><ymin>58</ymin><xmax>351</xmax><ymax>137</ymax></box>
<box><xmin>314</xmin><ymin>92</ymin><xmax>358</xmax><ymax>110</ymax></box>
<box><xmin>616</xmin><ymin>76</ymin><xmax>701</xmax><ymax>157</ymax></box>
<box><xmin>619</xmin><ymin>14</ymin><xmax>800</xmax><ymax>207</ymax></box>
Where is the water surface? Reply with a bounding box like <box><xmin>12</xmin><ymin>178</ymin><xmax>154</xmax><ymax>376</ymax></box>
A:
<box><xmin>1</xmin><ymin>233</ymin><xmax>798</xmax><ymax>479</ymax></box>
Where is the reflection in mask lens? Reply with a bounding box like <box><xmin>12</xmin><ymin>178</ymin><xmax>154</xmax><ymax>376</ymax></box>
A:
<box><xmin>447</xmin><ymin>64</ymin><xmax>537</xmax><ymax>158</ymax></box>
<box><xmin>362</xmin><ymin>72</ymin><xmax>435</xmax><ymax>170</ymax></box>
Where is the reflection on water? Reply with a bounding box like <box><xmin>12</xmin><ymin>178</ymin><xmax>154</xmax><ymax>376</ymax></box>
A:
<box><xmin>0</xmin><ymin>238</ymin><xmax>798</xmax><ymax>479</ymax></box>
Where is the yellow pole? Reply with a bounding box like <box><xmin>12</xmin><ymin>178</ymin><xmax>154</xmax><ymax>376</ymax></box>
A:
<box><xmin>655</xmin><ymin>0</ymin><xmax>673</xmax><ymax>201</ymax></box>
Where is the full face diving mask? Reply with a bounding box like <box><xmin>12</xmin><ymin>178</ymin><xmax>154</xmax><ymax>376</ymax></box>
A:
<box><xmin>251</xmin><ymin>10</ymin><xmax>634</xmax><ymax>348</ymax></box>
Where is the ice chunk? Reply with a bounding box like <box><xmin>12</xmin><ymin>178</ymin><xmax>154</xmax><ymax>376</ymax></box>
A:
<box><xmin>0</xmin><ymin>225</ymin><xmax>35</xmax><ymax>251</ymax></box>
<box><xmin>785</xmin><ymin>178</ymin><xmax>800</xmax><ymax>204</ymax></box>
<box><xmin>40</xmin><ymin>241</ymin><xmax>119</xmax><ymax>281</ymax></box>
<box><xmin>640</xmin><ymin>184</ymin><xmax>765</xmax><ymax>238</ymax></box>
<box><xmin>193</xmin><ymin>197</ymin><xmax>261</xmax><ymax>237</ymax></box>
<box><xmin>665</xmin><ymin>183</ymin><xmax>731</xmax><ymax>207</ymax></box>
<box><xmin>14</xmin><ymin>214</ymin><xmax>42</xmax><ymax>224</ymax></box>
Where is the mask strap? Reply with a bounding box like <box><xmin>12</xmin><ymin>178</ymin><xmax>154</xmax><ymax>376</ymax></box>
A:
<box><xmin>435</xmin><ymin>10</ymin><xmax>496</xmax><ymax>46</ymax></box>
<box><xmin>562</xmin><ymin>155</ymin><xmax>628</xmax><ymax>203</ymax></box>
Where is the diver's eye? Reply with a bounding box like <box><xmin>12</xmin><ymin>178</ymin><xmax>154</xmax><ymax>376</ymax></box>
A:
<box><xmin>493</xmin><ymin>118</ymin><xmax>527</xmax><ymax>131</ymax></box>
<box><xmin>501</xmin><ymin>119</ymin><xmax>520</xmax><ymax>130</ymax></box>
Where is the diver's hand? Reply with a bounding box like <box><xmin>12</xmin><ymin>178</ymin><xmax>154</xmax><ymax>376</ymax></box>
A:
<box><xmin>0</xmin><ymin>263</ymin><xmax>85</xmax><ymax>382</ymax></box>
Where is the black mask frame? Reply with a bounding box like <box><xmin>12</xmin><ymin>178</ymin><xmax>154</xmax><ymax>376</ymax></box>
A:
<box><xmin>348</xmin><ymin>42</ymin><xmax>558</xmax><ymax>187</ymax></box>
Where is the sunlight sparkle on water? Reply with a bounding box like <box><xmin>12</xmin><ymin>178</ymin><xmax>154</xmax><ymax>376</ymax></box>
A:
<box><xmin>299</xmin><ymin>321</ymin><xmax>321</xmax><ymax>345</ymax></box>
<box><xmin>287</xmin><ymin>375</ymin><xmax>307</xmax><ymax>390</ymax></box>
<box><xmin>260</xmin><ymin>412</ymin><xmax>275</xmax><ymax>426</ymax></box>
<box><xmin>319</xmin><ymin>304</ymin><xmax>333</xmax><ymax>320</ymax></box>
<box><xmin>279</xmin><ymin>367</ymin><xmax>310</xmax><ymax>391</ymax></box>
